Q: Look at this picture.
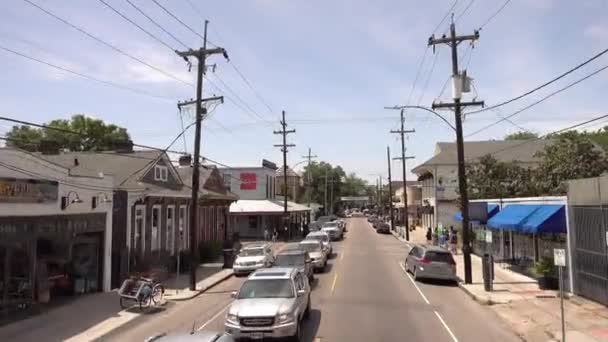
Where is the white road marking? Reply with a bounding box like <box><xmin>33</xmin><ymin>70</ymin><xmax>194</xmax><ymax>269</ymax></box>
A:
<box><xmin>398</xmin><ymin>262</ymin><xmax>430</xmax><ymax>305</ymax></box>
<box><xmin>340</xmin><ymin>250</ymin><xmax>345</xmax><ymax>261</ymax></box>
<box><xmin>331</xmin><ymin>274</ymin><xmax>338</xmax><ymax>294</ymax></box>
<box><xmin>196</xmin><ymin>301</ymin><xmax>233</xmax><ymax>331</ymax></box>
<box><xmin>434</xmin><ymin>310</ymin><xmax>459</xmax><ymax>342</ymax></box>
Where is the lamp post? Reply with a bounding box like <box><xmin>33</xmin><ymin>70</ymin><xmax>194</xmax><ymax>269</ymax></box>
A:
<box><xmin>61</xmin><ymin>191</ymin><xmax>83</xmax><ymax>210</ymax></box>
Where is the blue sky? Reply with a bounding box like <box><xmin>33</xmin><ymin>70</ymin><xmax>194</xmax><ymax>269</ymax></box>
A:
<box><xmin>1</xmin><ymin>0</ymin><xmax>607</xmax><ymax>183</ymax></box>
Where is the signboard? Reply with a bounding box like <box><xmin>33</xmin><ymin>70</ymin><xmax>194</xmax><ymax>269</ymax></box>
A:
<box><xmin>554</xmin><ymin>248</ymin><xmax>566</xmax><ymax>267</ymax></box>
<box><xmin>485</xmin><ymin>230</ymin><xmax>493</xmax><ymax>243</ymax></box>
<box><xmin>469</xmin><ymin>201</ymin><xmax>489</xmax><ymax>223</ymax></box>
<box><xmin>240</xmin><ymin>173</ymin><xmax>257</xmax><ymax>190</ymax></box>
<box><xmin>0</xmin><ymin>177</ymin><xmax>58</xmax><ymax>203</ymax></box>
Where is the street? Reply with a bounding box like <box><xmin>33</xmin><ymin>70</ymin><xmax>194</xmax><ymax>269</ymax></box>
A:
<box><xmin>100</xmin><ymin>217</ymin><xmax>520</xmax><ymax>342</ymax></box>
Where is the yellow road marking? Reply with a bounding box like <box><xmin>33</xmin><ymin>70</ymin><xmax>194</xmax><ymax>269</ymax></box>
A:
<box><xmin>331</xmin><ymin>274</ymin><xmax>338</xmax><ymax>294</ymax></box>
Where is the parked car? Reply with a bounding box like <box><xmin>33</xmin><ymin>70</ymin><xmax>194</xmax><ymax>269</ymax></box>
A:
<box><xmin>145</xmin><ymin>332</ymin><xmax>235</xmax><ymax>342</ymax></box>
<box><xmin>376</xmin><ymin>222</ymin><xmax>390</xmax><ymax>234</ymax></box>
<box><xmin>298</xmin><ymin>240</ymin><xmax>327</xmax><ymax>272</ymax></box>
<box><xmin>225</xmin><ymin>267</ymin><xmax>311</xmax><ymax>341</ymax></box>
<box><xmin>233</xmin><ymin>243</ymin><xmax>275</xmax><ymax>276</ymax></box>
<box><xmin>273</xmin><ymin>250</ymin><xmax>314</xmax><ymax>284</ymax></box>
<box><xmin>405</xmin><ymin>245</ymin><xmax>457</xmax><ymax>283</ymax></box>
<box><xmin>305</xmin><ymin>231</ymin><xmax>332</xmax><ymax>256</ymax></box>
<box><xmin>321</xmin><ymin>221</ymin><xmax>343</xmax><ymax>240</ymax></box>
<box><xmin>367</xmin><ymin>214</ymin><xmax>377</xmax><ymax>223</ymax></box>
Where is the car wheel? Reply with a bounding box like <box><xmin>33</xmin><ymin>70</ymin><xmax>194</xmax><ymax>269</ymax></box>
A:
<box><xmin>304</xmin><ymin>296</ymin><xmax>311</xmax><ymax>319</ymax></box>
<box><xmin>290</xmin><ymin>322</ymin><xmax>302</xmax><ymax>342</ymax></box>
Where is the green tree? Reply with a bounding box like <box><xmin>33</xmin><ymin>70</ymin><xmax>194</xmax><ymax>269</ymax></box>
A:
<box><xmin>504</xmin><ymin>131</ymin><xmax>539</xmax><ymax>140</ymax></box>
<box><xmin>6</xmin><ymin>114</ymin><xmax>130</xmax><ymax>152</ymax></box>
<box><xmin>535</xmin><ymin>132</ymin><xmax>608</xmax><ymax>194</ymax></box>
<box><xmin>466</xmin><ymin>154</ymin><xmax>540</xmax><ymax>200</ymax></box>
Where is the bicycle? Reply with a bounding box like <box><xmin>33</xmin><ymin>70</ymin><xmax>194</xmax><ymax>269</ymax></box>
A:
<box><xmin>118</xmin><ymin>276</ymin><xmax>164</xmax><ymax>313</ymax></box>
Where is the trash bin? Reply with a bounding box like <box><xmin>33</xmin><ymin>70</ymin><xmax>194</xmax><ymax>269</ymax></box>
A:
<box><xmin>223</xmin><ymin>248</ymin><xmax>235</xmax><ymax>269</ymax></box>
<box><xmin>482</xmin><ymin>253</ymin><xmax>494</xmax><ymax>291</ymax></box>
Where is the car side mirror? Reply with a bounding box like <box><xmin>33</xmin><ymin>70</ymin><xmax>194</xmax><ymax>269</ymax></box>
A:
<box><xmin>230</xmin><ymin>291</ymin><xmax>237</xmax><ymax>298</ymax></box>
<box><xmin>297</xmin><ymin>289</ymin><xmax>306</xmax><ymax>297</ymax></box>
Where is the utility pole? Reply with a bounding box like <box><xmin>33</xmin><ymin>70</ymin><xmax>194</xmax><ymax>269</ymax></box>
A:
<box><xmin>429</xmin><ymin>19</ymin><xmax>484</xmax><ymax>284</ymax></box>
<box><xmin>387</xmin><ymin>146</ymin><xmax>395</xmax><ymax>232</ymax></box>
<box><xmin>175</xmin><ymin>20</ymin><xmax>228</xmax><ymax>291</ymax></box>
<box><xmin>274</xmin><ymin>110</ymin><xmax>295</xmax><ymax>239</ymax></box>
<box><xmin>379</xmin><ymin>176</ymin><xmax>383</xmax><ymax>213</ymax></box>
<box><xmin>391</xmin><ymin>109</ymin><xmax>415</xmax><ymax>241</ymax></box>
<box><xmin>302</xmin><ymin>148</ymin><xmax>317</xmax><ymax>208</ymax></box>
<box><xmin>324</xmin><ymin>170</ymin><xmax>329</xmax><ymax>215</ymax></box>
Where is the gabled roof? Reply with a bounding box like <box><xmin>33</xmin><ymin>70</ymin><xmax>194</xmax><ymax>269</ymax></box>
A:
<box><xmin>38</xmin><ymin>150</ymin><xmax>177</xmax><ymax>190</ymax></box>
<box><xmin>412</xmin><ymin>140</ymin><xmax>552</xmax><ymax>174</ymax></box>
<box><xmin>276</xmin><ymin>166</ymin><xmax>300</xmax><ymax>177</ymax></box>
<box><xmin>176</xmin><ymin>166</ymin><xmax>238</xmax><ymax>201</ymax></box>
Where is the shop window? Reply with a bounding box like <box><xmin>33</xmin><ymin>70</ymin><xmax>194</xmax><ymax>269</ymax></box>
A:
<box><xmin>151</xmin><ymin>205</ymin><xmax>160</xmax><ymax>251</ymax></box>
<box><xmin>135</xmin><ymin>205</ymin><xmax>146</xmax><ymax>256</ymax></box>
<box><xmin>179</xmin><ymin>205</ymin><xmax>188</xmax><ymax>250</ymax></box>
<box><xmin>154</xmin><ymin>165</ymin><xmax>168</xmax><ymax>182</ymax></box>
<box><xmin>166</xmin><ymin>206</ymin><xmax>175</xmax><ymax>254</ymax></box>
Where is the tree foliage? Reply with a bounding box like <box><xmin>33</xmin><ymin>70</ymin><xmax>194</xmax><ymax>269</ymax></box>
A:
<box><xmin>6</xmin><ymin>114</ymin><xmax>130</xmax><ymax>152</ymax></box>
<box><xmin>467</xmin><ymin>133</ymin><xmax>608</xmax><ymax>198</ymax></box>
<box><xmin>504</xmin><ymin>131</ymin><xmax>539</xmax><ymax>140</ymax></box>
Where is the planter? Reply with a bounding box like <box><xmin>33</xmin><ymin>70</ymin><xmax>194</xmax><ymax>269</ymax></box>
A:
<box><xmin>538</xmin><ymin>275</ymin><xmax>559</xmax><ymax>290</ymax></box>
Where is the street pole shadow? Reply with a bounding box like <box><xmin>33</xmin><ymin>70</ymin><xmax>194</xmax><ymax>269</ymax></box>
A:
<box><xmin>301</xmin><ymin>309</ymin><xmax>322</xmax><ymax>342</ymax></box>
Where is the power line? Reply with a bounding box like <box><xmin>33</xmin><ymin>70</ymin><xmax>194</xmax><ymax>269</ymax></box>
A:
<box><xmin>416</xmin><ymin>49</ymin><xmax>440</xmax><ymax>106</ymax></box>
<box><xmin>455</xmin><ymin>0</ymin><xmax>476</xmax><ymax>22</ymax></box>
<box><xmin>207</xmin><ymin>74</ymin><xmax>271</xmax><ymax>124</ymax></box>
<box><xmin>468</xmin><ymin>47</ymin><xmax>608</xmax><ymax>115</ymax></box>
<box><xmin>479</xmin><ymin>0</ymin><xmax>511</xmax><ymax>30</ymax></box>
<box><xmin>466</xmin><ymin>63</ymin><xmax>608</xmax><ymax>137</ymax></box>
<box><xmin>96</xmin><ymin>0</ymin><xmax>175</xmax><ymax>51</ymax></box>
<box><xmin>229</xmin><ymin>61</ymin><xmax>275</xmax><ymax>115</ymax></box>
<box><xmin>124</xmin><ymin>0</ymin><xmax>190</xmax><ymax>49</ymax></box>
<box><xmin>22</xmin><ymin>0</ymin><xmax>193</xmax><ymax>87</ymax></box>
<box><xmin>432</xmin><ymin>0</ymin><xmax>459</xmax><ymax>35</ymax></box>
<box><xmin>0</xmin><ymin>44</ymin><xmax>175</xmax><ymax>101</ymax></box>
<box><xmin>150</xmin><ymin>0</ymin><xmax>216</xmax><ymax>46</ymax></box>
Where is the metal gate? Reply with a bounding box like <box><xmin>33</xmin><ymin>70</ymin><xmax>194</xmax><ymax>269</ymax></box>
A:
<box><xmin>569</xmin><ymin>176</ymin><xmax>608</xmax><ymax>305</ymax></box>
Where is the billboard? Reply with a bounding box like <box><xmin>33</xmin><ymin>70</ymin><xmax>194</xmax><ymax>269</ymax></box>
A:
<box><xmin>0</xmin><ymin>177</ymin><xmax>58</xmax><ymax>203</ymax></box>
<box><xmin>240</xmin><ymin>173</ymin><xmax>257</xmax><ymax>190</ymax></box>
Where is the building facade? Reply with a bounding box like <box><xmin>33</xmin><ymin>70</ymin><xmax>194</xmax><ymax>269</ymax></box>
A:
<box><xmin>0</xmin><ymin>148</ymin><xmax>114</xmax><ymax>312</ymax></box>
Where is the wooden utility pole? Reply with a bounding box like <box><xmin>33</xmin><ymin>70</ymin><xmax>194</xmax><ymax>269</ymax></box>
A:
<box><xmin>387</xmin><ymin>146</ymin><xmax>395</xmax><ymax>232</ymax></box>
<box><xmin>302</xmin><ymin>148</ymin><xmax>317</xmax><ymax>208</ymax></box>
<box><xmin>274</xmin><ymin>110</ymin><xmax>295</xmax><ymax>239</ymax></box>
<box><xmin>429</xmin><ymin>20</ymin><xmax>484</xmax><ymax>284</ymax></box>
<box><xmin>391</xmin><ymin>109</ymin><xmax>415</xmax><ymax>241</ymax></box>
<box><xmin>175</xmin><ymin>20</ymin><xmax>227</xmax><ymax>291</ymax></box>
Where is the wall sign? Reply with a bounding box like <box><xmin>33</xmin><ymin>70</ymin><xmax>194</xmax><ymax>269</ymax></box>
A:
<box><xmin>240</xmin><ymin>173</ymin><xmax>257</xmax><ymax>190</ymax></box>
<box><xmin>554</xmin><ymin>248</ymin><xmax>566</xmax><ymax>267</ymax></box>
<box><xmin>0</xmin><ymin>177</ymin><xmax>58</xmax><ymax>203</ymax></box>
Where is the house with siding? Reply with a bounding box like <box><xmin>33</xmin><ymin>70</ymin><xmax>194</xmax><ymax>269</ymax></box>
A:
<box><xmin>411</xmin><ymin>140</ymin><xmax>551</xmax><ymax>230</ymax></box>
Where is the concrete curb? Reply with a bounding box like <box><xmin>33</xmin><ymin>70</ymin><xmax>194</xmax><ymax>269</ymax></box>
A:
<box><xmin>458</xmin><ymin>282</ymin><xmax>493</xmax><ymax>305</ymax></box>
<box><xmin>168</xmin><ymin>270</ymin><xmax>234</xmax><ymax>302</ymax></box>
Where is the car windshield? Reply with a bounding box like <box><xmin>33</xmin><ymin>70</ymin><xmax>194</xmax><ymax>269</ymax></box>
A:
<box><xmin>306</xmin><ymin>235</ymin><xmax>328</xmax><ymax>243</ymax></box>
<box><xmin>239</xmin><ymin>248</ymin><xmax>264</xmax><ymax>257</ymax></box>
<box><xmin>237</xmin><ymin>279</ymin><xmax>294</xmax><ymax>299</ymax></box>
<box><xmin>275</xmin><ymin>254</ymin><xmax>305</xmax><ymax>266</ymax></box>
<box><xmin>299</xmin><ymin>243</ymin><xmax>321</xmax><ymax>253</ymax></box>
<box><xmin>322</xmin><ymin>222</ymin><xmax>337</xmax><ymax>228</ymax></box>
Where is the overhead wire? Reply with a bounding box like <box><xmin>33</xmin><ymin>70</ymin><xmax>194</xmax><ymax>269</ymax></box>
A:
<box><xmin>467</xmin><ymin>47</ymin><xmax>608</xmax><ymax>115</ymax></box>
<box><xmin>124</xmin><ymin>0</ymin><xmax>190</xmax><ymax>49</ymax></box>
<box><xmin>150</xmin><ymin>0</ymin><xmax>217</xmax><ymax>47</ymax></box>
<box><xmin>465</xmin><ymin>63</ymin><xmax>608</xmax><ymax>137</ymax></box>
<box><xmin>21</xmin><ymin>0</ymin><xmax>193</xmax><ymax>87</ymax></box>
<box><xmin>479</xmin><ymin>0</ymin><xmax>512</xmax><ymax>30</ymax></box>
<box><xmin>455</xmin><ymin>0</ymin><xmax>476</xmax><ymax>23</ymax></box>
<box><xmin>0</xmin><ymin>44</ymin><xmax>175</xmax><ymax>101</ymax></box>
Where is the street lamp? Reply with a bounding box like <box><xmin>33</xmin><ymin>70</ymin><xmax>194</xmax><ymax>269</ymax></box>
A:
<box><xmin>91</xmin><ymin>192</ymin><xmax>112</xmax><ymax>209</ymax></box>
<box><xmin>61</xmin><ymin>191</ymin><xmax>83</xmax><ymax>210</ymax></box>
<box><xmin>384</xmin><ymin>105</ymin><xmax>456</xmax><ymax>131</ymax></box>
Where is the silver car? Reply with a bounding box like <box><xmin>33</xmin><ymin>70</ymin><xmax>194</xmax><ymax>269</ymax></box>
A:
<box><xmin>225</xmin><ymin>267</ymin><xmax>311</xmax><ymax>341</ymax></box>
<box><xmin>298</xmin><ymin>240</ymin><xmax>327</xmax><ymax>272</ymax></box>
<box><xmin>405</xmin><ymin>245</ymin><xmax>457</xmax><ymax>283</ymax></box>
<box><xmin>233</xmin><ymin>244</ymin><xmax>274</xmax><ymax>276</ymax></box>
<box><xmin>305</xmin><ymin>231</ymin><xmax>332</xmax><ymax>256</ymax></box>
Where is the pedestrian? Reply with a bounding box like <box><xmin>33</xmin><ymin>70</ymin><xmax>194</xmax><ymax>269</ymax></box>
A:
<box><xmin>426</xmin><ymin>227</ymin><xmax>432</xmax><ymax>245</ymax></box>
<box><xmin>450</xmin><ymin>227</ymin><xmax>458</xmax><ymax>254</ymax></box>
<box><xmin>272</xmin><ymin>228</ymin><xmax>278</xmax><ymax>243</ymax></box>
<box><xmin>432</xmin><ymin>226</ymin><xmax>438</xmax><ymax>246</ymax></box>
<box><xmin>264</xmin><ymin>227</ymin><xmax>269</xmax><ymax>241</ymax></box>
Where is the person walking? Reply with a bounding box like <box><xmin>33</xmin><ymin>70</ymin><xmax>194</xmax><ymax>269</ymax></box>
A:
<box><xmin>450</xmin><ymin>227</ymin><xmax>458</xmax><ymax>254</ymax></box>
<box><xmin>272</xmin><ymin>228</ymin><xmax>278</xmax><ymax>243</ymax></box>
<box><xmin>264</xmin><ymin>227</ymin><xmax>269</xmax><ymax>241</ymax></box>
<box><xmin>426</xmin><ymin>227</ymin><xmax>432</xmax><ymax>245</ymax></box>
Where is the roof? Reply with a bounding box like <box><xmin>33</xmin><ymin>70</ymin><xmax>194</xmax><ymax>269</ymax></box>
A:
<box><xmin>412</xmin><ymin>140</ymin><xmax>552</xmax><ymax>174</ymax></box>
<box><xmin>229</xmin><ymin>200</ymin><xmax>311</xmax><ymax>214</ymax></box>
<box><xmin>176</xmin><ymin>167</ymin><xmax>238</xmax><ymax>201</ymax></box>
<box><xmin>37</xmin><ymin>150</ymin><xmax>171</xmax><ymax>189</ymax></box>
<box><xmin>276</xmin><ymin>166</ymin><xmax>300</xmax><ymax>177</ymax></box>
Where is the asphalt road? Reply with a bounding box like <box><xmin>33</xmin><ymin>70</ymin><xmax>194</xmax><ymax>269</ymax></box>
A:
<box><xmin>102</xmin><ymin>217</ymin><xmax>520</xmax><ymax>341</ymax></box>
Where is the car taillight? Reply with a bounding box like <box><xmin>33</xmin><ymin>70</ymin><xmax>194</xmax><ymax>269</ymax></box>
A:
<box><xmin>420</xmin><ymin>258</ymin><xmax>431</xmax><ymax>264</ymax></box>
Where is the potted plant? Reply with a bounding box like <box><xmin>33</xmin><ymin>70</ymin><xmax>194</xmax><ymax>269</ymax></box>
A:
<box><xmin>530</xmin><ymin>257</ymin><xmax>559</xmax><ymax>290</ymax></box>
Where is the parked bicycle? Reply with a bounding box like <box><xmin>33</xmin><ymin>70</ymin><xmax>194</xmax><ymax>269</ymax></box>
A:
<box><xmin>118</xmin><ymin>275</ymin><xmax>164</xmax><ymax>312</ymax></box>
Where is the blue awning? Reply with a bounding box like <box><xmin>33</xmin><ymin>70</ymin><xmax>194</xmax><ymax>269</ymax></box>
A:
<box><xmin>453</xmin><ymin>204</ymin><xmax>500</xmax><ymax>222</ymax></box>
<box><xmin>520</xmin><ymin>205</ymin><xmax>565</xmax><ymax>234</ymax></box>
<box><xmin>487</xmin><ymin>204</ymin><xmax>566</xmax><ymax>234</ymax></box>
<box><xmin>487</xmin><ymin>204</ymin><xmax>540</xmax><ymax>231</ymax></box>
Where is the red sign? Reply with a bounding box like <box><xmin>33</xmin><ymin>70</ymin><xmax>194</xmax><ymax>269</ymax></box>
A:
<box><xmin>240</xmin><ymin>173</ymin><xmax>257</xmax><ymax>190</ymax></box>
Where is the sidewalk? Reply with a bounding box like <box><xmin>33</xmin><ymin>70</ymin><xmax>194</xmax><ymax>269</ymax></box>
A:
<box><xmin>0</xmin><ymin>263</ymin><xmax>233</xmax><ymax>342</ymax></box>
<box><xmin>391</xmin><ymin>225</ymin><xmax>608</xmax><ymax>342</ymax></box>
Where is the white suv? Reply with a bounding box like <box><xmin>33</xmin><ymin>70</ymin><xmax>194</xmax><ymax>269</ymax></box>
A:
<box><xmin>225</xmin><ymin>267</ymin><xmax>311</xmax><ymax>341</ymax></box>
<box><xmin>233</xmin><ymin>243</ymin><xmax>274</xmax><ymax>276</ymax></box>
